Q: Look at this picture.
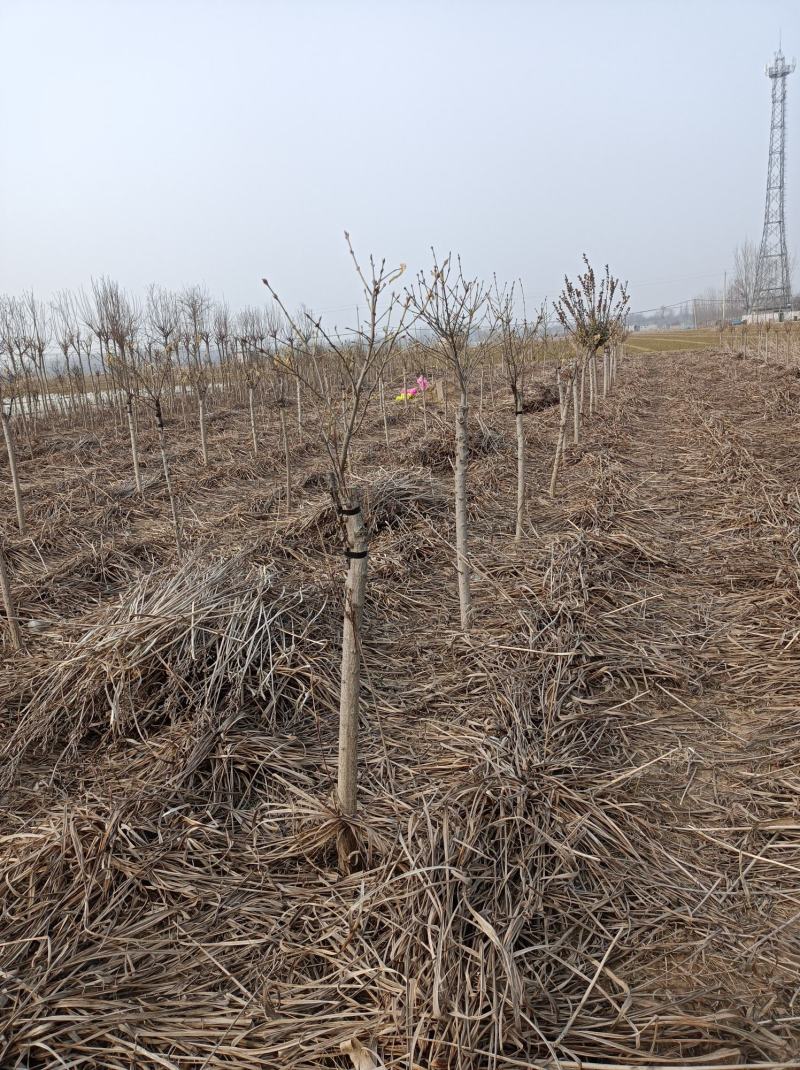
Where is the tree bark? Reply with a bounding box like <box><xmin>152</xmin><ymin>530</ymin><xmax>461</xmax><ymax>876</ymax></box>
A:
<box><xmin>279</xmin><ymin>408</ymin><xmax>292</xmax><ymax>512</ymax></box>
<box><xmin>454</xmin><ymin>387</ymin><xmax>472</xmax><ymax>631</ymax></box>
<box><xmin>248</xmin><ymin>385</ymin><xmax>258</xmax><ymax>456</ymax></box>
<box><xmin>126</xmin><ymin>396</ymin><xmax>143</xmax><ymax>497</ymax></box>
<box><xmin>514</xmin><ymin>405</ymin><xmax>525</xmax><ymax>542</ymax></box>
<box><xmin>198</xmin><ymin>396</ymin><xmax>209</xmax><ymax>466</ymax></box>
<box><xmin>549</xmin><ymin>373</ymin><xmax>570</xmax><ymax>497</ymax></box>
<box><xmin>1</xmin><ymin>411</ymin><xmax>26</xmax><ymax>535</ymax></box>
<box><xmin>155</xmin><ymin>400</ymin><xmax>183</xmax><ymax>556</ymax></box>
<box><xmin>587</xmin><ymin>356</ymin><xmax>595</xmax><ymax>416</ymax></box>
<box><xmin>0</xmin><ymin>541</ymin><xmax>22</xmax><ymax>651</ymax></box>
<box><xmin>336</xmin><ymin>498</ymin><xmax>368</xmax><ymax>836</ymax></box>
<box><xmin>572</xmin><ymin>373</ymin><xmax>580</xmax><ymax>445</ymax></box>
<box><xmin>379</xmin><ymin>377</ymin><xmax>390</xmax><ymax>449</ymax></box>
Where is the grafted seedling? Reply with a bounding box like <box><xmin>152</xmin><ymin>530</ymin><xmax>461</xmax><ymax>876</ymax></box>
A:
<box><xmin>84</xmin><ymin>279</ymin><xmax>144</xmax><ymax>495</ymax></box>
<box><xmin>262</xmin><ymin>233</ymin><xmax>413</xmax><ymax>868</ymax></box>
<box><xmin>0</xmin><ymin>373</ymin><xmax>26</xmax><ymax>535</ymax></box>
<box><xmin>406</xmin><ymin>254</ymin><xmax>492</xmax><ymax>633</ymax></box>
<box><xmin>488</xmin><ymin>280</ymin><xmax>544</xmax><ymax>541</ymax></box>
<box><xmin>0</xmin><ymin>537</ymin><xmax>21</xmax><ymax>651</ymax></box>
<box><xmin>552</xmin><ymin>257</ymin><xmax>629</xmax><ymax>494</ymax></box>
<box><xmin>125</xmin><ymin>346</ymin><xmax>185</xmax><ymax>557</ymax></box>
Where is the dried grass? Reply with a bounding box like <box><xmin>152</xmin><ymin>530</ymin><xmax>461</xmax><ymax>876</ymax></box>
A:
<box><xmin>2</xmin><ymin>354</ymin><xmax>800</xmax><ymax>1067</ymax></box>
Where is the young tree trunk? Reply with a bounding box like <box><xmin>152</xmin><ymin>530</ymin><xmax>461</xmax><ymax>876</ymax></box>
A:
<box><xmin>587</xmin><ymin>356</ymin><xmax>595</xmax><ymax>416</ymax></box>
<box><xmin>572</xmin><ymin>373</ymin><xmax>580</xmax><ymax>445</ymax></box>
<box><xmin>549</xmin><ymin>373</ymin><xmax>570</xmax><ymax>497</ymax></box>
<box><xmin>248</xmin><ymin>385</ymin><xmax>258</xmax><ymax>456</ymax></box>
<box><xmin>125</xmin><ymin>395</ymin><xmax>143</xmax><ymax>497</ymax></box>
<box><xmin>603</xmin><ymin>349</ymin><xmax>609</xmax><ymax>398</ymax></box>
<box><xmin>514</xmin><ymin>400</ymin><xmax>525</xmax><ymax>543</ymax></box>
<box><xmin>336</xmin><ymin>496</ymin><xmax>368</xmax><ymax>849</ymax></box>
<box><xmin>454</xmin><ymin>386</ymin><xmax>472</xmax><ymax>632</ymax></box>
<box><xmin>421</xmin><ymin>377</ymin><xmax>428</xmax><ymax>431</ymax></box>
<box><xmin>296</xmin><ymin>378</ymin><xmax>303</xmax><ymax>439</ymax></box>
<box><xmin>155</xmin><ymin>400</ymin><xmax>183</xmax><ymax>556</ymax></box>
<box><xmin>198</xmin><ymin>396</ymin><xmax>209</xmax><ymax>465</ymax></box>
<box><xmin>0</xmin><ymin>541</ymin><xmax>22</xmax><ymax>651</ymax></box>
<box><xmin>1</xmin><ymin>411</ymin><xmax>26</xmax><ymax>535</ymax></box>
<box><xmin>279</xmin><ymin>408</ymin><xmax>292</xmax><ymax>512</ymax></box>
<box><xmin>379</xmin><ymin>378</ymin><xmax>390</xmax><ymax>449</ymax></box>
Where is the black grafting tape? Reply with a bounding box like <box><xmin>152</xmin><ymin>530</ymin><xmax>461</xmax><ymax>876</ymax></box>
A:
<box><xmin>339</xmin><ymin>505</ymin><xmax>361</xmax><ymax>516</ymax></box>
<box><xmin>344</xmin><ymin>549</ymin><xmax>368</xmax><ymax>559</ymax></box>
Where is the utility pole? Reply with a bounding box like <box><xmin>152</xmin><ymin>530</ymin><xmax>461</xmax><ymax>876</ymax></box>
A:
<box><xmin>722</xmin><ymin>271</ymin><xmax>727</xmax><ymax>323</ymax></box>
<box><xmin>753</xmin><ymin>46</ymin><xmax>795</xmax><ymax>313</ymax></box>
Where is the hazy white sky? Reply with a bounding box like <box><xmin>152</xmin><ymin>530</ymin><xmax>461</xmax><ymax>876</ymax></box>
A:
<box><xmin>1</xmin><ymin>0</ymin><xmax>798</xmax><ymax>323</ymax></box>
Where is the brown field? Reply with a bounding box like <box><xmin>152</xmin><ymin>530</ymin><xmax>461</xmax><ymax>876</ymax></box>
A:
<box><xmin>624</xmin><ymin>328</ymin><xmax>720</xmax><ymax>352</ymax></box>
<box><xmin>2</xmin><ymin>347</ymin><xmax>800</xmax><ymax>1067</ymax></box>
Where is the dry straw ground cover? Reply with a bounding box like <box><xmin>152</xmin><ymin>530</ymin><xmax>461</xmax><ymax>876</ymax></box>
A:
<box><xmin>2</xmin><ymin>346</ymin><xmax>800</xmax><ymax>1068</ymax></box>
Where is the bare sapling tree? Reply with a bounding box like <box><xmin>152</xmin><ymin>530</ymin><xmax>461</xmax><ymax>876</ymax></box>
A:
<box><xmin>548</xmin><ymin>361</ymin><xmax>574</xmax><ymax>497</ymax></box>
<box><xmin>23</xmin><ymin>293</ymin><xmax>52</xmax><ymax>412</ymax></box>
<box><xmin>266</xmin><ymin>324</ymin><xmax>294</xmax><ymax>511</ymax></box>
<box><xmin>552</xmin><ymin>257</ymin><xmax>629</xmax><ymax>495</ymax></box>
<box><xmin>0</xmin><ymin>536</ymin><xmax>22</xmax><ymax>651</ymax></box>
<box><xmin>180</xmin><ymin>287</ymin><xmax>213</xmax><ymax>465</ymax></box>
<box><xmin>293</xmin><ymin>304</ymin><xmax>319</xmax><ymax>439</ymax></box>
<box><xmin>52</xmin><ymin>291</ymin><xmax>81</xmax><ymax>422</ymax></box>
<box><xmin>488</xmin><ymin>280</ymin><xmax>544</xmax><ymax>541</ymax></box>
<box><xmin>235</xmin><ymin>308</ymin><xmax>264</xmax><ymax>456</ymax></box>
<box><xmin>143</xmin><ymin>348</ymin><xmax>184</xmax><ymax>556</ymax></box>
<box><xmin>262</xmin><ymin>234</ymin><xmax>412</xmax><ymax>864</ymax></box>
<box><xmin>406</xmin><ymin>255</ymin><xmax>490</xmax><ymax>633</ymax></box>
<box><xmin>729</xmin><ymin>239</ymin><xmax>759</xmax><ymax>318</ymax></box>
<box><xmin>608</xmin><ymin>321</ymin><xmax>626</xmax><ymax>389</ymax></box>
<box><xmin>0</xmin><ymin>373</ymin><xmax>26</xmax><ymax>536</ymax></box>
<box><xmin>243</xmin><ymin>353</ymin><xmax>263</xmax><ymax>458</ymax></box>
<box><xmin>86</xmin><ymin>279</ymin><xmax>144</xmax><ymax>494</ymax></box>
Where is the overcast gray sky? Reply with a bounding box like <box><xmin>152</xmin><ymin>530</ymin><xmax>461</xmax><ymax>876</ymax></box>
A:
<box><xmin>1</xmin><ymin>0</ymin><xmax>798</xmax><ymax>323</ymax></box>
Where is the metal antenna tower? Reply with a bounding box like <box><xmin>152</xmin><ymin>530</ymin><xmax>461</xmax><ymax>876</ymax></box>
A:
<box><xmin>752</xmin><ymin>47</ymin><xmax>795</xmax><ymax>312</ymax></box>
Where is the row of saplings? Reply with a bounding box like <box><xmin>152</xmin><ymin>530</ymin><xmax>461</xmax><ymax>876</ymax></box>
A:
<box><xmin>0</xmin><ymin>242</ymin><xmax>629</xmax><ymax>872</ymax></box>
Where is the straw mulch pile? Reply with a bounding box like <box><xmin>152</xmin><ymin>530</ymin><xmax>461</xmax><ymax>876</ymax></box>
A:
<box><xmin>2</xmin><ymin>351</ymin><xmax>800</xmax><ymax>1068</ymax></box>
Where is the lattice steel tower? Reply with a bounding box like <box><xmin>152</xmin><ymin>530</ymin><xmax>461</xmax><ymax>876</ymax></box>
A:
<box><xmin>752</xmin><ymin>47</ymin><xmax>795</xmax><ymax>312</ymax></box>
